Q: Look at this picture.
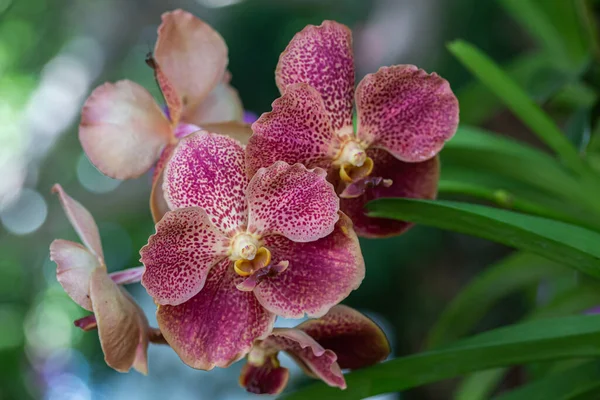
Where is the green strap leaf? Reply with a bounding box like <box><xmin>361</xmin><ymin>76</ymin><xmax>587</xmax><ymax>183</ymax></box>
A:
<box><xmin>447</xmin><ymin>40</ymin><xmax>587</xmax><ymax>176</ymax></box>
<box><xmin>492</xmin><ymin>362</ymin><xmax>600</xmax><ymax>400</ymax></box>
<box><xmin>457</xmin><ymin>52</ymin><xmax>569</xmax><ymax>125</ymax></box>
<box><xmin>453</xmin><ymin>282</ymin><xmax>600</xmax><ymax>400</ymax></box>
<box><xmin>441</xmin><ymin>127</ymin><xmax>600</xmax><ymax>219</ymax></box>
<box><xmin>283</xmin><ymin>316</ymin><xmax>600</xmax><ymax>400</ymax></box>
<box><xmin>500</xmin><ymin>0</ymin><xmax>571</xmax><ymax>68</ymax></box>
<box><xmin>437</xmin><ymin>180</ymin><xmax>594</xmax><ymax>229</ymax></box>
<box><xmin>367</xmin><ymin>199</ymin><xmax>600</xmax><ymax>278</ymax></box>
<box><xmin>427</xmin><ymin>252</ymin><xmax>565</xmax><ymax>349</ymax></box>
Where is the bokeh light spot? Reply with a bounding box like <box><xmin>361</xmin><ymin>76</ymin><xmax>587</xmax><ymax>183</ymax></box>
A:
<box><xmin>0</xmin><ymin>188</ymin><xmax>47</xmax><ymax>235</ymax></box>
<box><xmin>76</xmin><ymin>152</ymin><xmax>121</xmax><ymax>194</ymax></box>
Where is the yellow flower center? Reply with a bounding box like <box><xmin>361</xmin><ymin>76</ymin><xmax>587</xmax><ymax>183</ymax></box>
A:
<box><xmin>230</xmin><ymin>233</ymin><xmax>271</xmax><ymax>277</ymax></box>
<box><xmin>333</xmin><ymin>140</ymin><xmax>374</xmax><ymax>183</ymax></box>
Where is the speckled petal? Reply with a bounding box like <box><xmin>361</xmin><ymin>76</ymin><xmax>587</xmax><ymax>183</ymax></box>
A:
<box><xmin>163</xmin><ymin>131</ymin><xmax>248</xmax><ymax>235</ymax></box>
<box><xmin>140</xmin><ymin>208</ymin><xmax>229</xmax><ymax>306</ymax></box>
<box><xmin>185</xmin><ymin>81</ymin><xmax>244</xmax><ymax>125</ymax></box>
<box><xmin>356</xmin><ymin>65</ymin><xmax>459</xmax><ymax>162</ymax></box>
<box><xmin>154</xmin><ymin>9</ymin><xmax>228</xmax><ymax>117</ymax></box>
<box><xmin>157</xmin><ymin>259</ymin><xmax>275</xmax><ymax>370</ymax></box>
<box><xmin>276</xmin><ymin>21</ymin><xmax>354</xmax><ymax>134</ymax></box>
<box><xmin>246</xmin><ymin>162</ymin><xmax>339</xmax><ymax>242</ymax></box>
<box><xmin>247</xmin><ymin>83</ymin><xmax>339</xmax><ymax>177</ymax></box>
<box><xmin>52</xmin><ymin>184</ymin><xmax>104</xmax><ymax>260</ymax></box>
<box><xmin>89</xmin><ymin>267</ymin><xmax>147</xmax><ymax>373</ymax></box>
<box><xmin>253</xmin><ymin>214</ymin><xmax>364</xmax><ymax>318</ymax></box>
<box><xmin>297</xmin><ymin>305</ymin><xmax>390</xmax><ymax>370</ymax></box>
<box><xmin>50</xmin><ymin>239</ymin><xmax>99</xmax><ymax>311</ymax></box>
<box><xmin>79</xmin><ymin>80</ymin><xmax>173</xmax><ymax>179</ymax></box>
<box><xmin>239</xmin><ymin>355</ymin><xmax>290</xmax><ymax>395</ymax></box>
<box><xmin>340</xmin><ymin>149</ymin><xmax>439</xmax><ymax>238</ymax></box>
<box><xmin>264</xmin><ymin>329</ymin><xmax>345</xmax><ymax>389</ymax></box>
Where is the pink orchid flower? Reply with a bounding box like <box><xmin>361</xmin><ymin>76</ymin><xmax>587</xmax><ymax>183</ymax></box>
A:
<box><xmin>49</xmin><ymin>185</ymin><xmax>151</xmax><ymax>373</ymax></box>
<box><xmin>246</xmin><ymin>21</ymin><xmax>459</xmax><ymax>238</ymax></box>
<box><xmin>139</xmin><ymin>131</ymin><xmax>365</xmax><ymax>370</ymax></box>
<box><xmin>77</xmin><ymin>9</ymin><xmax>252</xmax><ymax>222</ymax></box>
<box><xmin>239</xmin><ymin>305</ymin><xmax>390</xmax><ymax>395</ymax></box>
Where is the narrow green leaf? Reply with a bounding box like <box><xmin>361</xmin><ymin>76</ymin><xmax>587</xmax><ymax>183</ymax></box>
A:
<box><xmin>454</xmin><ymin>283</ymin><xmax>600</xmax><ymax>400</ymax></box>
<box><xmin>500</xmin><ymin>0</ymin><xmax>570</xmax><ymax>68</ymax></box>
<box><xmin>447</xmin><ymin>40</ymin><xmax>587</xmax><ymax>175</ymax></box>
<box><xmin>442</xmin><ymin>127</ymin><xmax>600</xmax><ymax>218</ymax></box>
<box><xmin>454</xmin><ymin>369</ymin><xmax>506</xmax><ymax>400</ymax></box>
<box><xmin>283</xmin><ymin>316</ymin><xmax>600</xmax><ymax>400</ymax></box>
<box><xmin>492</xmin><ymin>362</ymin><xmax>600</xmax><ymax>400</ymax></box>
<box><xmin>367</xmin><ymin>199</ymin><xmax>600</xmax><ymax>278</ymax></box>
<box><xmin>437</xmin><ymin>180</ymin><xmax>594</xmax><ymax>229</ymax></box>
<box><xmin>427</xmin><ymin>252</ymin><xmax>565</xmax><ymax>348</ymax></box>
<box><xmin>457</xmin><ymin>52</ymin><xmax>568</xmax><ymax>125</ymax></box>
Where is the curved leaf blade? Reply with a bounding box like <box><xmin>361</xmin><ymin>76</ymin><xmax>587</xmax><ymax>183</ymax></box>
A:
<box><xmin>427</xmin><ymin>252</ymin><xmax>565</xmax><ymax>348</ymax></box>
<box><xmin>283</xmin><ymin>316</ymin><xmax>600</xmax><ymax>400</ymax></box>
<box><xmin>367</xmin><ymin>199</ymin><xmax>600</xmax><ymax>278</ymax></box>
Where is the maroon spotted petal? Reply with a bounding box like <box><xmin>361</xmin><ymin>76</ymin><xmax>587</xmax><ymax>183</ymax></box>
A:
<box><xmin>163</xmin><ymin>131</ymin><xmax>248</xmax><ymax>235</ymax></box>
<box><xmin>276</xmin><ymin>21</ymin><xmax>355</xmax><ymax>134</ymax></box>
<box><xmin>247</xmin><ymin>83</ymin><xmax>339</xmax><ymax>177</ymax></box>
<box><xmin>264</xmin><ymin>329</ymin><xmax>346</xmax><ymax>389</ymax></box>
<box><xmin>340</xmin><ymin>149</ymin><xmax>439</xmax><ymax>238</ymax></box>
<box><xmin>252</xmin><ymin>214</ymin><xmax>364</xmax><ymax>318</ymax></box>
<box><xmin>157</xmin><ymin>259</ymin><xmax>275</xmax><ymax>370</ymax></box>
<box><xmin>239</xmin><ymin>355</ymin><xmax>290</xmax><ymax>395</ymax></box>
<box><xmin>140</xmin><ymin>207</ymin><xmax>229</xmax><ymax>306</ymax></box>
<box><xmin>356</xmin><ymin>65</ymin><xmax>459</xmax><ymax>162</ymax></box>
<box><xmin>246</xmin><ymin>162</ymin><xmax>339</xmax><ymax>242</ymax></box>
<box><xmin>297</xmin><ymin>305</ymin><xmax>390</xmax><ymax>370</ymax></box>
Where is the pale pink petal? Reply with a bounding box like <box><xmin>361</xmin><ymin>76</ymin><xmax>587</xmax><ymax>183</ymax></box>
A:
<box><xmin>356</xmin><ymin>65</ymin><xmax>459</xmax><ymax>162</ymax></box>
<box><xmin>253</xmin><ymin>214</ymin><xmax>364</xmax><ymax>318</ymax></box>
<box><xmin>247</xmin><ymin>162</ymin><xmax>339</xmax><ymax>242</ymax></box>
<box><xmin>89</xmin><ymin>267</ymin><xmax>147</xmax><ymax>373</ymax></box>
<box><xmin>146</xmin><ymin>54</ymin><xmax>183</xmax><ymax>125</ymax></box>
<box><xmin>150</xmin><ymin>144</ymin><xmax>176</xmax><ymax>223</ymax></box>
<box><xmin>154</xmin><ymin>9</ymin><xmax>228</xmax><ymax>117</ymax></box>
<box><xmin>276</xmin><ymin>21</ymin><xmax>355</xmax><ymax>134</ymax></box>
<box><xmin>264</xmin><ymin>329</ymin><xmax>345</xmax><ymax>389</ymax></box>
<box><xmin>50</xmin><ymin>239</ymin><xmax>99</xmax><ymax>311</ymax></box>
<box><xmin>163</xmin><ymin>131</ymin><xmax>248</xmax><ymax>235</ymax></box>
<box><xmin>185</xmin><ymin>82</ymin><xmax>244</xmax><ymax>125</ymax></box>
<box><xmin>157</xmin><ymin>259</ymin><xmax>275</xmax><ymax>370</ymax></box>
<box><xmin>52</xmin><ymin>184</ymin><xmax>104</xmax><ymax>260</ymax></box>
<box><xmin>297</xmin><ymin>305</ymin><xmax>390</xmax><ymax>370</ymax></box>
<box><xmin>79</xmin><ymin>80</ymin><xmax>173</xmax><ymax>179</ymax></box>
<box><xmin>247</xmin><ymin>83</ymin><xmax>339</xmax><ymax>177</ymax></box>
<box><xmin>239</xmin><ymin>355</ymin><xmax>290</xmax><ymax>395</ymax></box>
<box><xmin>339</xmin><ymin>150</ymin><xmax>439</xmax><ymax>238</ymax></box>
<box><xmin>130</xmin><ymin>297</ymin><xmax>150</xmax><ymax>375</ymax></box>
<box><xmin>140</xmin><ymin>208</ymin><xmax>229</xmax><ymax>306</ymax></box>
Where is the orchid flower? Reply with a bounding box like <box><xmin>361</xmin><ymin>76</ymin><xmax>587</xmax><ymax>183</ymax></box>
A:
<box><xmin>139</xmin><ymin>131</ymin><xmax>365</xmax><ymax>370</ymax></box>
<box><xmin>49</xmin><ymin>185</ymin><xmax>151</xmax><ymax>374</ymax></box>
<box><xmin>246</xmin><ymin>21</ymin><xmax>459</xmax><ymax>238</ymax></box>
<box><xmin>77</xmin><ymin>9</ymin><xmax>252</xmax><ymax>222</ymax></box>
<box><xmin>239</xmin><ymin>305</ymin><xmax>390</xmax><ymax>395</ymax></box>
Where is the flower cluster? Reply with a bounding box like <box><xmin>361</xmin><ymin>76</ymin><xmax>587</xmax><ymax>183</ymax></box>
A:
<box><xmin>50</xmin><ymin>9</ymin><xmax>458</xmax><ymax>394</ymax></box>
